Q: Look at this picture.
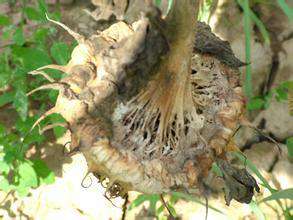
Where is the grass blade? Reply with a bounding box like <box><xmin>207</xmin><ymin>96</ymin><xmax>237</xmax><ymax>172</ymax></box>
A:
<box><xmin>249</xmin><ymin>10</ymin><xmax>270</xmax><ymax>44</ymax></box>
<box><xmin>277</xmin><ymin>0</ymin><xmax>293</xmax><ymax>21</ymax></box>
<box><xmin>260</xmin><ymin>188</ymin><xmax>293</xmax><ymax>203</ymax></box>
<box><xmin>128</xmin><ymin>194</ymin><xmax>150</xmax><ymax>210</ymax></box>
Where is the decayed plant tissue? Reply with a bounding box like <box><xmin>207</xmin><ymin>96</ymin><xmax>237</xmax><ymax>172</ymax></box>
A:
<box><xmin>29</xmin><ymin>0</ymin><xmax>259</xmax><ymax>205</ymax></box>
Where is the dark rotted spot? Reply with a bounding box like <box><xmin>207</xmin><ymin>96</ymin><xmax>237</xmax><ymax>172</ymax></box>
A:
<box><xmin>191</xmin><ymin>69</ymin><xmax>197</xmax><ymax>75</ymax></box>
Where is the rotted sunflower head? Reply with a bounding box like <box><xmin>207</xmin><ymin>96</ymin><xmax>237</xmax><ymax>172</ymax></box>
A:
<box><xmin>29</xmin><ymin>1</ymin><xmax>258</xmax><ymax>204</ymax></box>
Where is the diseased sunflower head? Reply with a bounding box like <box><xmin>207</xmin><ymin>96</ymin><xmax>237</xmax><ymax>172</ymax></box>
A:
<box><xmin>28</xmin><ymin>2</ymin><xmax>257</xmax><ymax>204</ymax></box>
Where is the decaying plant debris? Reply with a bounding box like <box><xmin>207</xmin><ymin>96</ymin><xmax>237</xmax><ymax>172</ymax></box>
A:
<box><xmin>28</xmin><ymin>0</ymin><xmax>260</xmax><ymax>205</ymax></box>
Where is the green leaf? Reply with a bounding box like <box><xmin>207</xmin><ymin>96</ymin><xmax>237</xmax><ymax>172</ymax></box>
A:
<box><xmin>0</xmin><ymin>160</ymin><xmax>10</xmax><ymax>174</ymax></box>
<box><xmin>247</xmin><ymin>97</ymin><xmax>265</xmax><ymax>110</ymax></box>
<box><xmin>261</xmin><ymin>188</ymin><xmax>293</xmax><ymax>203</ymax></box>
<box><xmin>48</xmin><ymin>113</ymin><xmax>67</xmax><ymax>138</ymax></box>
<box><xmin>249</xmin><ymin>200</ymin><xmax>266</xmax><ymax>220</ymax></box>
<box><xmin>128</xmin><ymin>194</ymin><xmax>148</xmax><ymax>210</ymax></box>
<box><xmin>15</xmin><ymin>183</ymin><xmax>30</xmax><ymax>197</ymax></box>
<box><xmin>24</xmin><ymin>7</ymin><xmax>42</xmax><ymax>21</ymax></box>
<box><xmin>156</xmin><ymin>202</ymin><xmax>177</xmax><ymax>217</ymax></box>
<box><xmin>0</xmin><ymin>123</ymin><xmax>5</xmax><ymax>137</ymax></box>
<box><xmin>24</xmin><ymin>131</ymin><xmax>45</xmax><ymax>146</ymax></box>
<box><xmin>12</xmin><ymin>47</ymin><xmax>51</xmax><ymax>70</ymax></box>
<box><xmin>156</xmin><ymin>204</ymin><xmax>165</xmax><ymax>215</ymax></box>
<box><xmin>0</xmin><ymin>15</ymin><xmax>10</xmax><ymax>26</ymax></box>
<box><xmin>13</xmin><ymin>89</ymin><xmax>28</xmax><ymax>121</ymax></box>
<box><xmin>13</xmin><ymin>28</ymin><xmax>25</xmax><ymax>46</ymax></box>
<box><xmin>12</xmin><ymin>68</ymin><xmax>27</xmax><ymax>86</ymax></box>
<box><xmin>149</xmin><ymin>194</ymin><xmax>160</xmax><ymax>213</ymax></box>
<box><xmin>283</xmin><ymin>81</ymin><xmax>293</xmax><ymax>90</ymax></box>
<box><xmin>32</xmin><ymin>159</ymin><xmax>55</xmax><ymax>184</ymax></box>
<box><xmin>15</xmin><ymin>116</ymin><xmax>45</xmax><ymax>145</ymax></box>
<box><xmin>17</xmin><ymin>161</ymin><xmax>38</xmax><ymax>188</ymax></box>
<box><xmin>0</xmin><ymin>92</ymin><xmax>15</xmax><ymax>107</ymax></box>
<box><xmin>50</xmin><ymin>42</ymin><xmax>71</xmax><ymax>65</ymax></box>
<box><xmin>284</xmin><ymin>209</ymin><xmax>293</xmax><ymax>220</ymax></box>
<box><xmin>3</xmin><ymin>149</ymin><xmax>18</xmax><ymax>164</ymax></box>
<box><xmin>128</xmin><ymin>194</ymin><xmax>157</xmax><ymax>210</ymax></box>
<box><xmin>16</xmin><ymin>116</ymin><xmax>36</xmax><ymax>135</ymax></box>
<box><xmin>49</xmin><ymin>11</ymin><xmax>61</xmax><ymax>21</ymax></box>
<box><xmin>275</xmin><ymin>86</ymin><xmax>288</xmax><ymax>101</ymax></box>
<box><xmin>166</xmin><ymin>202</ymin><xmax>177</xmax><ymax>217</ymax></box>
<box><xmin>286</xmin><ymin>137</ymin><xmax>293</xmax><ymax>159</ymax></box>
<box><xmin>3</xmin><ymin>133</ymin><xmax>19</xmax><ymax>146</ymax></box>
<box><xmin>263</xmin><ymin>92</ymin><xmax>273</xmax><ymax>109</ymax></box>
<box><xmin>1</xmin><ymin>25</ymin><xmax>14</xmax><ymax>40</ymax></box>
<box><xmin>155</xmin><ymin>0</ymin><xmax>162</xmax><ymax>6</ymax></box>
<box><xmin>37</xmin><ymin>0</ymin><xmax>48</xmax><ymax>21</ymax></box>
<box><xmin>0</xmin><ymin>176</ymin><xmax>11</xmax><ymax>192</ymax></box>
<box><xmin>48</xmin><ymin>90</ymin><xmax>59</xmax><ymax>103</ymax></box>
<box><xmin>0</xmin><ymin>72</ymin><xmax>11</xmax><ymax>88</ymax></box>
<box><xmin>33</xmin><ymin>28</ymin><xmax>50</xmax><ymax>43</ymax></box>
<box><xmin>0</xmin><ymin>52</ymin><xmax>12</xmax><ymax>88</ymax></box>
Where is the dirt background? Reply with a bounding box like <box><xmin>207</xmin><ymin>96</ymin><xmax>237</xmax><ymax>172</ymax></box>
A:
<box><xmin>0</xmin><ymin>0</ymin><xmax>292</xmax><ymax>219</ymax></box>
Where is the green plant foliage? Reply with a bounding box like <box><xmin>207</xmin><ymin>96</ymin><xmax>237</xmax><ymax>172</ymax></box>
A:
<box><xmin>0</xmin><ymin>14</ymin><xmax>11</xmax><ymax>26</ymax></box>
<box><xmin>12</xmin><ymin>47</ymin><xmax>52</xmax><ymax>70</ymax></box>
<box><xmin>13</xmin><ymin>27</ymin><xmax>25</xmax><ymax>46</ymax></box>
<box><xmin>247</xmin><ymin>97</ymin><xmax>266</xmax><ymax>110</ymax></box>
<box><xmin>50</xmin><ymin>42</ymin><xmax>71</xmax><ymax>65</ymax></box>
<box><xmin>235</xmin><ymin>0</ymin><xmax>292</xmax><ymax>109</ymax></box>
<box><xmin>277</xmin><ymin>0</ymin><xmax>293</xmax><ymax>21</ymax></box>
<box><xmin>48</xmin><ymin>113</ymin><xmax>67</xmax><ymax>138</ymax></box>
<box><xmin>0</xmin><ymin>121</ymin><xmax>54</xmax><ymax>196</ymax></box>
<box><xmin>128</xmin><ymin>194</ymin><xmax>160</xmax><ymax>212</ymax></box>
<box><xmin>155</xmin><ymin>0</ymin><xmax>162</xmax><ymax>6</ymax></box>
<box><xmin>13</xmin><ymin>87</ymin><xmax>28</xmax><ymax>121</ymax></box>
<box><xmin>198</xmin><ymin>0</ymin><xmax>214</xmax><ymax>23</ymax></box>
<box><xmin>261</xmin><ymin>188</ymin><xmax>293</xmax><ymax>203</ymax></box>
<box><xmin>32</xmin><ymin>159</ymin><xmax>55</xmax><ymax>184</ymax></box>
<box><xmin>0</xmin><ymin>0</ymin><xmax>69</xmax><ymax>198</ymax></box>
<box><xmin>247</xmin><ymin>81</ymin><xmax>292</xmax><ymax>110</ymax></box>
<box><xmin>0</xmin><ymin>92</ymin><xmax>15</xmax><ymax>107</ymax></box>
